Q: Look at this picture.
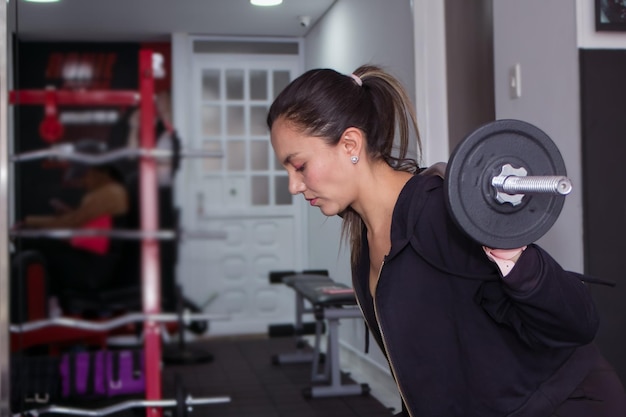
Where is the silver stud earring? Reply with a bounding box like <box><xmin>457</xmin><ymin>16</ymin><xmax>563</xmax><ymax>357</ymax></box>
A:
<box><xmin>351</xmin><ymin>155</ymin><xmax>359</xmax><ymax>164</ymax></box>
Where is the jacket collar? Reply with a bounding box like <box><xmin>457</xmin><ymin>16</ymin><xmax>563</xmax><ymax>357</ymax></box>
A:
<box><xmin>386</xmin><ymin>174</ymin><xmax>439</xmax><ymax>262</ymax></box>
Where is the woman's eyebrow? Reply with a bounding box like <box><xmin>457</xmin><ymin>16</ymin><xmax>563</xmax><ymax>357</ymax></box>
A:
<box><xmin>283</xmin><ymin>153</ymin><xmax>297</xmax><ymax>166</ymax></box>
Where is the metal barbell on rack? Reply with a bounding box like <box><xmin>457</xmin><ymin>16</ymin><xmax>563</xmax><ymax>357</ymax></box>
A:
<box><xmin>10</xmin><ymin>228</ymin><xmax>226</xmax><ymax>242</ymax></box>
<box><xmin>10</xmin><ymin>138</ymin><xmax>222</xmax><ymax>176</ymax></box>
<box><xmin>444</xmin><ymin>119</ymin><xmax>573</xmax><ymax>249</ymax></box>
<box><xmin>15</xmin><ymin>374</ymin><xmax>229</xmax><ymax>417</ymax></box>
<box><xmin>9</xmin><ymin>311</ymin><xmax>229</xmax><ymax>334</ymax></box>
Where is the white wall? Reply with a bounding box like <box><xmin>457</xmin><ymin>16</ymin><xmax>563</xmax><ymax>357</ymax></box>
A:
<box><xmin>412</xmin><ymin>0</ymin><xmax>450</xmax><ymax>166</ymax></box>
<box><xmin>492</xmin><ymin>1</ymin><xmax>626</xmax><ymax>272</ymax></box>
<box><xmin>492</xmin><ymin>0</ymin><xmax>583</xmax><ymax>271</ymax></box>
<box><xmin>302</xmin><ymin>0</ymin><xmax>416</xmax><ymax>386</ymax></box>
<box><xmin>304</xmin><ymin>0</ymin><xmax>415</xmax><ymax>95</ymax></box>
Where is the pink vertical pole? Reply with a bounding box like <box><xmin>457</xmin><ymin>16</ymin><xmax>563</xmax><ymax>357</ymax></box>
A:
<box><xmin>139</xmin><ymin>49</ymin><xmax>163</xmax><ymax>417</ymax></box>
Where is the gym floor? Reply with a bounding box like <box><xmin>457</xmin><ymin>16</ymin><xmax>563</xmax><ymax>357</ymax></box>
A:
<box><xmin>63</xmin><ymin>335</ymin><xmax>396</xmax><ymax>417</ymax></box>
<box><xmin>163</xmin><ymin>335</ymin><xmax>395</xmax><ymax>417</ymax></box>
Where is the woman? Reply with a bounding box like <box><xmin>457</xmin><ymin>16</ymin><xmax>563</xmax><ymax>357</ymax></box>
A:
<box><xmin>267</xmin><ymin>64</ymin><xmax>626</xmax><ymax>417</ymax></box>
<box><xmin>20</xmin><ymin>158</ymin><xmax>129</xmax><ymax>296</ymax></box>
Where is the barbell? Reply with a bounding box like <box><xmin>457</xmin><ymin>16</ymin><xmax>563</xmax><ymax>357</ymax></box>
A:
<box><xmin>444</xmin><ymin>119</ymin><xmax>572</xmax><ymax>249</ymax></box>
<box><xmin>9</xmin><ymin>311</ymin><xmax>229</xmax><ymax>333</ymax></box>
<box><xmin>10</xmin><ymin>137</ymin><xmax>221</xmax><ymax>176</ymax></box>
<box><xmin>10</xmin><ymin>227</ymin><xmax>226</xmax><ymax>242</ymax></box>
<box><xmin>16</xmin><ymin>374</ymin><xmax>229</xmax><ymax>417</ymax></box>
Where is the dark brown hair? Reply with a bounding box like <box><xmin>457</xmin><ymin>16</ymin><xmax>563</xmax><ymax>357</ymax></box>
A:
<box><xmin>267</xmin><ymin>64</ymin><xmax>422</xmax><ymax>266</ymax></box>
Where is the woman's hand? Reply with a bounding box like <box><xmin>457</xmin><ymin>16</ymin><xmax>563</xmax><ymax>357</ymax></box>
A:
<box><xmin>483</xmin><ymin>246</ymin><xmax>527</xmax><ymax>277</ymax></box>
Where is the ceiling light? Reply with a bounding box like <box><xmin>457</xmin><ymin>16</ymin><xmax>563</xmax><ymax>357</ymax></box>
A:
<box><xmin>250</xmin><ymin>0</ymin><xmax>283</xmax><ymax>6</ymax></box>
<box><xmin>23</xmin><ymin>0</ymin><xmax>61</xmax><ymax>3</ymax></box>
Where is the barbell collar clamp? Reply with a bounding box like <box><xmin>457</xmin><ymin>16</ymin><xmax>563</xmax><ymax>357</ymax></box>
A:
<box><xmin>491</xmin><ymin>163</ymin><xmax>572</xmax><ymax>206</ymax></box>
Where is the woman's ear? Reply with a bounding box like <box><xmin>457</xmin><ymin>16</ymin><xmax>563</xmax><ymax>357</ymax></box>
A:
<box><xmin>340</xmin><ymin>127</ymin><xmax>364</xmax><ymax>157</ymax></box>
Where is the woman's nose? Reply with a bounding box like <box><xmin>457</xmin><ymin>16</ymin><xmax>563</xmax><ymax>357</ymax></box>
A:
<box><xmin>288</xmin><ymin>175</ymin><xmax>305</xmax><ymax>195</ymax></box>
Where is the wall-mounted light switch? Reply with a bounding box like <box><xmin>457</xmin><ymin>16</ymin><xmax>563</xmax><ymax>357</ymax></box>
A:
<box><xmin>509</xmin><ymin>63</ymin><xmax>522</xmax><ymax>99</ymax></box>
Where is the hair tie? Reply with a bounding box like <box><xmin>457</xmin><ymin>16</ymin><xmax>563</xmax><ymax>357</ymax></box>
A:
<box><xmin>349</xmin><ymin>73</ymin><xmax>363</xmax><ymax>87</ymax></box>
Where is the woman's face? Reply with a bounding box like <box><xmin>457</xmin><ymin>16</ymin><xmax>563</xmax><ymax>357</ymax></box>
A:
<box><xmin>270</xmin><ymin>118</ymin><xmax>356</xmax><ymax>216</ymax></box>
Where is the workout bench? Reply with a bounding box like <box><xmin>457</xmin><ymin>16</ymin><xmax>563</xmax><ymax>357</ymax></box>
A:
<box><xmin>269</xmin><ymin>271</ymin><xmax>370</xmax><ymax>398</ymax></box>
<box><xmin>268</xmin><ymin>270</ymin><xmax>330</xmax><ymax>365</ymax></box>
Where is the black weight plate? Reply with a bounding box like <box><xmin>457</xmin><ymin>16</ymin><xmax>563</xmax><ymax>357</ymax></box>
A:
<box><xmin>444</xmin><ymin>119</ymin><xmax>567</xmax><ymax>249</ymax></box>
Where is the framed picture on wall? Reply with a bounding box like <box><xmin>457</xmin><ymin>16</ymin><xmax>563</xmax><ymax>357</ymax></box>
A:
<box><xmin>596</xmin><ymin>0</ymin><xmax>626</xmax><ymax>31</ymax></box>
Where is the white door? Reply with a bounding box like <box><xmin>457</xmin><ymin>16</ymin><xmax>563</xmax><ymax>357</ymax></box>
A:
<box><xmin>177</xmin><ymin>53</ymin><xmax>304</xmax><ymax>335</ymax></box>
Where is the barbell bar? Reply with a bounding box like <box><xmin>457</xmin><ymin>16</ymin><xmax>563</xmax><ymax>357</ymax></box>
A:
<box><xmin>444</xmin><ymin>119</ymin><xmax>572</xmax><ymax>249</ymax></box>
<box><xmin>15</xmin><ymin>374</ymin><xmax>230</xmax><ymax>417</ymax></box>
<box><xmin>10</xmin><ymin>311</ymin><xmax>229</xmax><ymax>333</ymax></box>
<box><xmin>10</xmin><ymin>228</ymin><xmax>227</xmax><ymax>241</ymax></box>
<box><xmin>490</xmin><ymin>163</ymin><xmax>572</xmax><ymax>206</ymax></box>
<box><xmin>10</xmin><ymin>143</ymin><xmax>223</xmax><ymax>164</ymax></box>
<box><xmin>16</xmin><ymin>396</ymin><xmax>231</xmax><ymax>417</ymax></box>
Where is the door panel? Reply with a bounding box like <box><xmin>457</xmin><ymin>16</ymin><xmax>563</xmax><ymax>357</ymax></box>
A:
<box><xmin>179</xmin><ymin>216</ymin><xmax>297</xmax><ymax>335</ymax></box>
<box><xmin>178</xmin><ymin>52</ymin><xmax>303</xmax><ymax>335</ymax></box>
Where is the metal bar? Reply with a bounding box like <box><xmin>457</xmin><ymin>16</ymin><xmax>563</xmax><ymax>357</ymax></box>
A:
<box><xmin>8</xmin><ymin>89</ymin><xmax>140</xmax><ymax>106</ymax></box>
<box><xmin>11</xmin><ymin>146</ymin><xmax>223</xmax><ymax>163</ymax></box>
<box><xmin>10</xmin><ymin>228</ymin><xmax>227</xmax><ymax>241</ymax></box>
<box><xmin>139</xmin><ymin>49</ymin><xmax>162</xmax><ymax>417</ymax></box>
<box><xmin>10</xmin><ymin>312</ymin><xmax>230</xmax><ymax>333</ymax></box>
<box><xmin>308</xmin><ymin>311</ymin><xmax>367</xmax><ymax>398</ymax></box>
<box><xmin>11</xmin><ymin>228</ymin><xmax>176</xmax><ymax>240</ymax></box>
<box><xmin>310</xmin><ymin>318</ymin><xmax>326</xmax><ymax>382</ymax></box>
<box><xmin>491</xmin><ymin>163</ymin><xmax>572</xmax><ymax>206</ymax></box>
<box><xmin>11</xmin><ymin>229</ymin><xmax>226</xmax><ymax>240</ymax></box>
<box><xmin>328</xmin><ymin>318</ymin><xmax>339</xmax><ymax>385</ymax></box>
<box><xmin>14</xmin><ymin>395</ymin><xmax>231</xmax><ymax>417</ymax></box>
<box><xmin>492</xmin><ymin>175</ymin><xmax>573</xmax><ymax>196</ymax></box>
<box><xmin>0</xmin><ymin>2</ymin><xmax>10</xmax><ymax>415</ymax></box>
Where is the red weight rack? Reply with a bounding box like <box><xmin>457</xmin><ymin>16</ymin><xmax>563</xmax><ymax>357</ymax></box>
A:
<box><xmin>10</xmin><ymin>49</ymin><xmax>164</xmax><ymax>417</ymax></box>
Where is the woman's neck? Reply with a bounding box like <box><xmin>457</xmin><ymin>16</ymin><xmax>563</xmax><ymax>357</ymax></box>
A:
<box><xmin>352</xmin><ymin>162</ymin><xmax>413</xmax><ymax>235</ymax></box>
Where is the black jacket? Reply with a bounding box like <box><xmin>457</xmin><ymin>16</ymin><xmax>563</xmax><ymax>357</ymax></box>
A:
<box><xmin>352</xmin><ymin>173</ymin><xmax>603</xmax><ymax>417</ymax></box>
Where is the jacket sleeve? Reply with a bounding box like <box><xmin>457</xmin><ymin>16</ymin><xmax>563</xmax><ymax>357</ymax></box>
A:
<box><xmin>416</xmin><ymin>180</ymin><xmax>599</xmax><ymax>349</ymax></box>
<box><xmin>477</xmin><ymin>245</ymin><xmax>599</xmax><ymax>349</ymax></box>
